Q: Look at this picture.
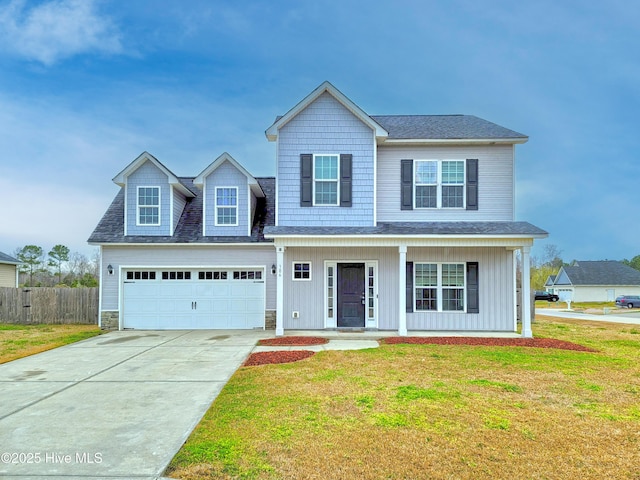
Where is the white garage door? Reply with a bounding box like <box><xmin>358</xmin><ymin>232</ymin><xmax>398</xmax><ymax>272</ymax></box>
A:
<box><xmin>122</xmin><ymin>268</ymin><xmax>265</xmax><ymax>329</ymax></box>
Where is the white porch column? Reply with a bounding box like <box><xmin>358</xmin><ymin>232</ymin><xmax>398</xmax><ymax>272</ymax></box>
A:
<box><xmin>398</xmin><ymin>245</ymin><xmax>408</xmax><ymax>336</ymax></box>
<box><xmin>521</xmin><ymin>245</ymin><xmax>533</xmax><ymax>338</ymax></box>
<box><xmin>276</xmin><ymin>246</ymin><xmax>285</xmax><ymax>336</ymax></box>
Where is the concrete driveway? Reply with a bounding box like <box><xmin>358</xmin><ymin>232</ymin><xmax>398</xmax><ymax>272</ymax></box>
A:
<box><xmin>0</xmin><ymin>329</ymin><xmax>269</xmax><ymax>479</ymax></box>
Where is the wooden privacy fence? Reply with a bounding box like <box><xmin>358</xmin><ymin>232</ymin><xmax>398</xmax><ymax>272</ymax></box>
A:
<box><xmin>0</xmin><ymin>287</ymin><xmax>99</xmax><ymax>324</ymax></box>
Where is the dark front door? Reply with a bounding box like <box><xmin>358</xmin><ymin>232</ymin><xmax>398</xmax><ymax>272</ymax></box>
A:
<box><xmin>337</xmin><ymin>263</ymin><xmax>365</xmax><ymax>328</ymax></box>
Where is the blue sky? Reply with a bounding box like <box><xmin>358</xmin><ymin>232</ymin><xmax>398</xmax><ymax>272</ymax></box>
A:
<box><xmin>0</xmin><ymin>0</ymin><xmax>638</xmax><ymax>263</ymax></box>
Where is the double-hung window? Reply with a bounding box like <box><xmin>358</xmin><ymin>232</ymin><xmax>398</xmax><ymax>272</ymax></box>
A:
<box><xmin>314</xmin><ymin>154</ymin><xmax>339</xmax><ymax>206</ymax></box>
<box><xmin>415</xmin><ymin>263</ymin><xmax>465</xmax><ymax>312</ymax></box>
<box><xmin>415</xmin><ymin>263</ymin><xmax>438</xmax><ymax>310</ymax></box>
<box><xmin>215</xmin><ymin>187</ymin><xmax>238</xmax><ymax>226</ymax></box>
<box><xmin>415</xmin><ymin>160</ymin><xmax>465</xmax><ymax>208</ymax></box>
<box><xmin>137</xmin><ymin>187</ymin><xmax>160</xmax><ymax>225</ymax></box>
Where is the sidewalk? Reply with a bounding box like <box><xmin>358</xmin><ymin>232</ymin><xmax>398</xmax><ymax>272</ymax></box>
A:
<box><xmin>537</xmin><ymin>308</ymin><xmax>640</xmax><ymax>325</ymax></box>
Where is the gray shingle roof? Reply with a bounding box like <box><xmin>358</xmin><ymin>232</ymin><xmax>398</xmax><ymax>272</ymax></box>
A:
<box><xmin>88</xmin><ymin>178</ymin><xmax>275</xmax><ymax>244</ymax></box>
<box><xmin>370</xmin><ymin>115</ymin><xmax>527</xmax><ymax>140</ymax></box>
<box><xmin>556</xmin><ymin>261</ymin><xmax>640</xmax><ymax>286</ymax></box>
<box><xmin>264</xmin><ymin>222</ymin><xmax>547</xmax><ymax>237</ymax></box>
<box><xmin>0</xmin><ymin>251</ymin><xmax>20</xmax><ymax>264</ymax></box>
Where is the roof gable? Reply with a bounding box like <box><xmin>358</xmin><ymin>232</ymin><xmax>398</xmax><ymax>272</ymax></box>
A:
<box><xmin>193</xmin><ymin>152</ymin><xmax>264</xmax><ymax>198</ymax></box>
<box><xmin>265</xmin><ymin>81</ymin><xmax>388</xmax><ymax>142</ymax></box>
<box><xmin>112</xmin><ymin>152</ymin><xmax>195</xmax><ymax>198</ymax></box>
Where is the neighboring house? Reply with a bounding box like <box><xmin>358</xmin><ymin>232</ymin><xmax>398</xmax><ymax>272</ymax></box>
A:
<box><xmin>548</xmin><ymin>260</ymin><xmax>640</xmax><ymax>302</ymax></box>
<box><xmin>89</xmin><ymin>81</ymin><xmax>547</xmax><ymax>336</ymax></box>
<box><xmin>0</xmin><ymin>252</ymin><xmax>20</xmax><ymax>287</ymax></box>
<box><xmin>544</xmin><ymin>275</ymin><xmax>557</xmax><ymax>292</ymax></box>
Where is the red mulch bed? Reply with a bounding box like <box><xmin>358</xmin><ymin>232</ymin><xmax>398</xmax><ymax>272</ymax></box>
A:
<box><xmin>381</xmin><ymin>337</ymin><xmax>597</xmax><ymax>352</ymax></box>
<box><xmin>244</xmin><ymin>350</ymin><xmax>316</xmax><ymax>366</ymax></box>
<box><xmin>258</xmin><ymin>336</ymin><xmax>329</xmax><ymax>346</ymax></box>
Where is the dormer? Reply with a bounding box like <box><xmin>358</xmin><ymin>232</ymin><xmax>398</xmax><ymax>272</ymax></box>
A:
<box><xmin>194</xmin><ymin>152</ymin><xmax>265</xmax><ymax>237</ymax></box>
<box><xmin>112</xmin><ymin>152</ymin><xmax>195</xmax><ymax>236</ymax></box>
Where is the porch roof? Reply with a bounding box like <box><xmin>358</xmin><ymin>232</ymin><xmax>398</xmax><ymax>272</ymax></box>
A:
<box><xmin>264</xmin><ymin>221</ymin><xmax>547</xmax><ymax>239</ymax></box>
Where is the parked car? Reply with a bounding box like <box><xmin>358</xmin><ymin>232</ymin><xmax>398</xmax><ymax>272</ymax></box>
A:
<box><xmin>535</xmin><ymin>290</ymin><xmax>559</xmax><ymax>302</ymax></box>
<box><xmin>615</xmin><ymin>295</ymin><xmax>640</xmax><ymax>308</ymax></box>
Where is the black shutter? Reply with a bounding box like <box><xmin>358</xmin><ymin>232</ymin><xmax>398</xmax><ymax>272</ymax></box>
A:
<box><xmin>340</xmin><ymin>154</ymin><xmax>352</xmax><ymax>207</ymax></box>
<box><xmin>406</xmin><ymin>261</ymin><xmax>414</xmax><ymax>313</ymax></box>
<box><xmin>300</xmin><ymin>154</ymin><xmax>313</xmax><ymax>207</ymax></box>
<box><xmin>466</xmin><ymin>158</ymin><xmax>478</xmax><ymax>210</ymax></box>
<box><xmin>401</xmin><ymin>159</ymin><xmax>413</xmax><ymax>210</ymax></box>
<box><xmin>467</xmin><ymin>262</ymin><xmax>479</xmax><ymax>313</ymax></box>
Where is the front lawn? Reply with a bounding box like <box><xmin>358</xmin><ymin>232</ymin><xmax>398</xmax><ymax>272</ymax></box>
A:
<box><xmin>167</xmin><ymin>316</ymin><xmax>640</xmax><ymax>479</ymax></box>
<box><xmin>0</xmin><ymin>324</ymin><xmax>102</xmax><ymax>364</ymax></box>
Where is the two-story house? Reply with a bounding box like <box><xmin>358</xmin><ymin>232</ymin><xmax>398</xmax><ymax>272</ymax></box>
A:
<box><xmin>89</xmin><ymin>81</ymin><xmax>546</xmax><ymax>336</ymax></box>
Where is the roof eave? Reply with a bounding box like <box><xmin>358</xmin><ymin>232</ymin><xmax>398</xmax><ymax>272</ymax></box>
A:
<box><xmin>379</xmin><ymin>137</ymin><xmax>529</xmax><ymax>145</ymax></box>
<box><xmin>87</xmin><ymin>241</ymin><xmax>274</xmax><ymax>247</ymax></box>
<box><xmin>263</xmin><ymin>233</ymin><xmax>548</xmax><ymax>240</ymax></box>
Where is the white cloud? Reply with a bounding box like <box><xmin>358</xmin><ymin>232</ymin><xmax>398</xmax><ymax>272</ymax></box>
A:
<box><xmin>0</xmin><ymin>0</ymin><xmax>122</xmax><ymax>65</ymax></box>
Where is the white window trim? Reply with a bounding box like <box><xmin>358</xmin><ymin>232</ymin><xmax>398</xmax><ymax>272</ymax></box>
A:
<box><xmin>414</xmin><ymin>159</ymin><xmax>465</xmax><ymax>209</ymax></box>
<box><xmin>214</xmin><ymin>186</ymin><xmax>239</xmax><ymax>227</ymax></box>
<box><xmin>312</xmin><ymin>153</ymin><xmax>340</xmax><ymax>207</ymax></box>
<box><xmin>414</xmin><ymin>262</ymin><xmax>467</xmax><ymax>313</ymax></box>
<box><xmin>292</xmin><ymin>261</ymin><xmax>312</xmax><ymax>281</ymax></box>
<box><xmin>136</xmin><ymin>186</ymin><xmax>161</xmax><ymax>226</ymax></box>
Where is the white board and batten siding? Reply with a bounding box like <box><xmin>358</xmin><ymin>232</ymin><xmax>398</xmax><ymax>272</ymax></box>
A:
<box><xmin>407</xmin><ymin>247</ymin><xmax>515</xmax><ymax>331</ymax></box>
<box><xmin>376</xmin><ymin>144</ymin><xmax>515</xmax><ymax>222</ymax></box>
<box><xmin>282</xmin><ymin>246</ymin><xmax>515</xmax><ymax>332</ymax></box>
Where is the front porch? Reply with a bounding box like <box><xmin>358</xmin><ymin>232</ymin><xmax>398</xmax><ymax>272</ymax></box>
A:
<box><xmin>264</xmin><ymin>226</ymin><xmax>542</xmax><ymax>338</ymax></box>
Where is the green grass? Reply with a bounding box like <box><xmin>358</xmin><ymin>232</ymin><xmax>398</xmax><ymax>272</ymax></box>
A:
<box><xmin>167</xmin><ymin>316</ymin><xmax>640</xmax><ymax>480</ymax></box>
<box><xmin>0</xmin><ymin>324</ymin><xmax>102</xmax><ymax>363</ymax></box>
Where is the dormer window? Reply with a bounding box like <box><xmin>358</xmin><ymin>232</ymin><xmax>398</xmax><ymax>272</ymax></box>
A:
<box><xmin>215</xmin><ymin>187</ymin><xmax>238</xmax><ymax>226</ymax></box>
<box><xmin>137</xmin><ymin>186</ymin><xmax>160</xmax><ymax>225</ymax></box>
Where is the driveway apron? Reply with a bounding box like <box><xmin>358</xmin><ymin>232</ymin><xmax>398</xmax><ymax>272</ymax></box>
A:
<box><xmin>0</xmin><ymin>329</ymin><xmax>268</xmax><ymax>479</ymax></box>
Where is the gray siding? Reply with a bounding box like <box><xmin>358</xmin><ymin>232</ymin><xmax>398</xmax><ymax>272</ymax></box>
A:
<box><xmin>277</xmin><ymin>92</ymin><xmax>375</xmax><ymax>226</ymax></box>
<box><xmin>173</xmin><ymin>188</ymin><xmax>187</xmax><ymax>234</ymax></box>
<box><xmin>126</xmin><ymin>161</ymin><xmax>171</xmax><ymax>236</ymax></box>
<box><xmin>282</xmin><ymin>247</ymin><xmax>398</xmax><ymax>330</ymax></box>
<box><xmin>377</xmin><ymin>145</ymin><xmax>514</xmax><ymax>222</ymax></box>
<box><xmin>407</xmin><ymin>247</ymin><xmax>514</xmax><ymax>331</ymax></box>
<box><xmin>282</xmin><ymin>246</ymin><xmax>514</xmax><ymax>331</ymax></box>
<box><xmin>101</xmin><ymin>246</ymin><xmax>276</xmax><ymax>311</ymax></box>
<box><xmin>204</xmin><ymin>160</ymin><xmax>249</xmax><ymax>236</ymax></box>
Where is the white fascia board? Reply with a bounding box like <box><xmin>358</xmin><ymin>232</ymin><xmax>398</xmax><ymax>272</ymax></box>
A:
<box><xmin>265</xmin><ymin>81</ymin><xmax>388</xmax><ymax>141</ymax></box>
<box><xmin>379</xmin><ymin>138</ymin><xmax>529</xmax><ymax>145</ymax></box>
<box><xmin>89</xmin><ymin>242</ymin><xmax>275</xmax><ymax>248</ymax></box>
